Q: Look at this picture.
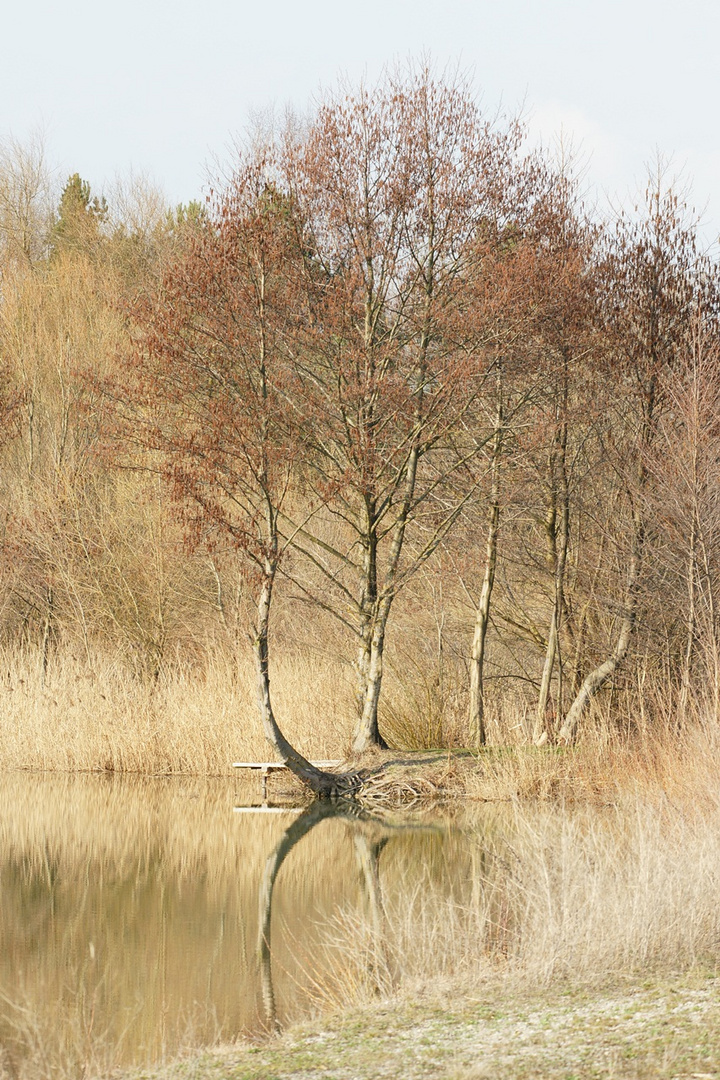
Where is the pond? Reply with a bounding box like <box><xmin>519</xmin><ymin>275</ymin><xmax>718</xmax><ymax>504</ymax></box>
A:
<box><xmin>0</xmin><ymin>774</ymin><xmax>503</xmax><ymax>1072</ymax></box>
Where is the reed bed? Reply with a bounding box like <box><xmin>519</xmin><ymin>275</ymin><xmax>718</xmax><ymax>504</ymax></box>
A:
<box><xmin>0</xmin><ymin>645</ymin><xmax>355</xmax><ymax>773</ymax></box>
<box><xmin>313</xmin><ymin>788</ymin><xmax>720</xmax><ymax>1017</ymax></box>
<box><xmin>3</xmin><ymin>642</ymin><xmax>718</xmax><ymax>805</ymax></box>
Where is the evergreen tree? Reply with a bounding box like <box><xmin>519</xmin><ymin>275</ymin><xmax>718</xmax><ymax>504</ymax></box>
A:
<box><xmin>51</xmin><ymin>173</ymin><xmax>107</xmax><ymax>256</ymax></box>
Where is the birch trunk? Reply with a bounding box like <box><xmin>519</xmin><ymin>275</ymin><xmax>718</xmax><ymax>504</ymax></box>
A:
<box><xmin>557</xmin><ymin>540</ymin><xmax>641</xmax><ymax>744</ymax></box>
<box><xmin>468</xmin><ymin>455</ymin><xmax>501</xmax><ymax>745</ymax></box>
<box><xmin>679</xmin><ymin>512</ymin><xmax>698</xmax><ymax>718</ymax></box>
<box><xmin>468</xmin><ymin>367</ymin><xmax>503</xmax><ymax>747</ymax></box>
<box><xmin>534</xmin><ymin>385</ymin><xmax>570</xmax><ymax>746</ymax></box>
<box><xmin>533</xmin><ymin>611</ymin><xmax>558</xmax><ymax>745</ymax></box>
<box><xmin>254</xmin><ymin>567</ymin><xmax>358</xmax><ymax>796</ymax></box>
<box><xmin>355</xmin><ymin>497</ymin><xmax>381</xmax><ymax>738</ymax></box>
<box><xmin>353</xmin><ymin>599</ymin><xmax>391</xmax><ymax>753</ymax></box>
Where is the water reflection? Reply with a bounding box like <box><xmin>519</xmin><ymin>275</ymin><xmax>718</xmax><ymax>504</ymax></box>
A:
<box><xmin>0</xmin><ymin>775</ymin><xmax>473</xmax><ymax>1071</ymax></box>
<box><xmin>256</xmin><ymin>800</ymin><xmax>435</xmax><ymax>1031</ymax></box>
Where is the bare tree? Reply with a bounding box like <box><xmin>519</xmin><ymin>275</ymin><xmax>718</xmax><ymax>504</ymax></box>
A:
<box><xmin>282</xmin><ymin>65</ymin><xmax>533</xmax><ymax>753</ymax></box>
<box><xmin>558</xmin><ymin>176</ymin><xmax>705</xmax><ymax>742</ymax></box>
<box><xmin>0</xmin><ymin>130</ymin><xmax>54</xmax><ymax>270</ymax></box>
<box><xmin>111</xmin><ymin>149</ymin><xmax>357</xmax><ymax>795</ymax></box>
<box><xmin>648</xmin><ymin>308</ymin><xmax>720</xmax><ymax>717</ymax></box>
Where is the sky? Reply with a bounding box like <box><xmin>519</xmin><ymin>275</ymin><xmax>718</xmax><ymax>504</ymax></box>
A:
<box><xmin>2</xmin><ymin>0</ymin><xmax>718</xmax><ymax>245</ymax></box>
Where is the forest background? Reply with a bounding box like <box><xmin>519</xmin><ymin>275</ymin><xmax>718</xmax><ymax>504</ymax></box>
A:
<box><xmin>1</xmin><ymin>66</ymin><xmax>719</xmax><ymax>777</ymax></box>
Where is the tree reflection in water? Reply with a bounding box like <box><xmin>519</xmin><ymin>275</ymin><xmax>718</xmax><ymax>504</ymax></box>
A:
<box><xmin>255</xmin><ymin>800</ymin><xmax>437</xmax><ymax>1032</ymax></box>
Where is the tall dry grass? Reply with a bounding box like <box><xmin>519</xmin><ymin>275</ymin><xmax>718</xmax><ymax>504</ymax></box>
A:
<box><xmin>0</xmin><ymin>644</ymin><xmax>355</xmax><ymax>773</ymax></box>
<box><xmin>313</xmin><ymin>777</ymin><xmax>720</xmax><ymax>1013</ymax></box>
<box><xmin>0</xmin><ymin>632</ymin><xmax>574</xmax><ymax>775</ymax></box>
<box><xmin>2</xmin><ymin>638</ymin><xmax>720</xmax><ymax>805</ymax></box>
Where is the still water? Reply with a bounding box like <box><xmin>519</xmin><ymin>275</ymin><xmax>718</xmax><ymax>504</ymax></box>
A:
<box><xmin>0</xmin><ymin>774</ymin><xmax>498</xmax><ymax>1070</ymax></box>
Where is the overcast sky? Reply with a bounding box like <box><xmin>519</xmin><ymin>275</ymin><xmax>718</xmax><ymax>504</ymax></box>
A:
<box><xmin>2</xmin><ymin>0</ymin><xmax>718</xmax><ymax>245</ymax></box>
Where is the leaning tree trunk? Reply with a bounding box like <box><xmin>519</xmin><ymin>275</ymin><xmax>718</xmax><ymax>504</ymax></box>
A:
<box><xmin>557</xmin><ymin>538</ymin><xmax>641</xmax><ymax>744</ymax></box>
<box><xmin>558</xmin><ymin>363</ymin><xmax>655</xmax><ymax>745</ymax></box>
<box><xmin>557</xmin><ymin>354</ymin><xmax>660</xmax><ymax>743</ymax></box>
<box><xmin>254</xmin><ymin>565</ymin><xmax>360</xmax><ymax>797</ymax></box>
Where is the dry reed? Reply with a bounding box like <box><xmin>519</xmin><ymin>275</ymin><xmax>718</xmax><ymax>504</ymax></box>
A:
<box><xmin>3</xmin><ymin>641</ymin><xmax>720</xmax><ymax>815</ymax></box>
<box><xmin>0</xmin><ymin>644</ymin><xmax>355</xmax><ymax>773</ymax></box>
<box><xmin>311</xmin><ymin>785</ymin><xmax>720</xmax><ymax>1016</ymax></box>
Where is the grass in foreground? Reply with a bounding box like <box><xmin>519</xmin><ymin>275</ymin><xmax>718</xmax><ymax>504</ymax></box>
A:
<box><xmin>131</xmin><ymin>971</ymin><xmax>720</xmax><ymax>1080</ymax></box>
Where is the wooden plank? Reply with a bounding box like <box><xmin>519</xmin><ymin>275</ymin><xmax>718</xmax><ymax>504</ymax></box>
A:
<box><xmin>231</xmin><ymin>760</ymin><xmax>343</xmax><ymax>770</ymax></box>
<box><xmin>232</xmin><ymin>763</ymin><xmax>285</xmax><ymax>771</ymax></box>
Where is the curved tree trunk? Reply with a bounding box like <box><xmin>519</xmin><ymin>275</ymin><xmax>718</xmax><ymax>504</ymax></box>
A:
<box><xmin>558</xmin><ymin>359</ymin><xmax>654</xmax><ymax>745</ymax></box>
<box><xmin>557</xmin><ymin>542</ymin><xmax>640</xmax><ymax>744</ymax></box>
<box><xmin>256</xmin><ymin>801</ymin><xmax>392</xmax><ymax>1030</ymax></box>
<box><xmin>556</xmin><ymin>605</ymin><xmax>635</xmax><ymax>744</ymax></box>
<box><xmin>255</xmin><ymin>568</ymin><xmax>361</xmax><ymax>797</ymax></box>
<box><xmin>257</xmin><ymin>801</ymin><xmax>341</xmax><ymax>1030</ymax></box>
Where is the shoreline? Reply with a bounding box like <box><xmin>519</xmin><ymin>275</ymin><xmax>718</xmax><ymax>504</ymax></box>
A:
<box><xmin>4</xmin><ymin>770</ymin><xmax>720</xmax><ymax>1077</ymax></box>
<box><xmin>1</xmin><ymin>734</ymin><xmax>717</xmax><ymax>809</ymax></box>
<box><xmin>132</xmin><ymin>970</ymin><xmax>720</xmax><ymax>1079</ymax></box>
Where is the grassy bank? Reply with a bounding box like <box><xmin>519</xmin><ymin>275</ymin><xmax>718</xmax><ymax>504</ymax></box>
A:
<box><xmin>132</xmin><ymin>972</ymin><xmax>720</xmax><ymax>1079</ymax></box>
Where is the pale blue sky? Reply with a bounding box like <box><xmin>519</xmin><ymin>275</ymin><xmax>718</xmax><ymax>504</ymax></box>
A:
<box><xmin>2</xmin><ymin>0</ymin><xmax>718</xmax><ymax>242</ymax></box>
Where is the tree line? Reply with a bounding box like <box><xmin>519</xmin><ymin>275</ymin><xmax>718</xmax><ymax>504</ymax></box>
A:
<box><xmin>1</xmin><ymin>66</ymin><xmax>719</xmax><ymax>784</ymax></box>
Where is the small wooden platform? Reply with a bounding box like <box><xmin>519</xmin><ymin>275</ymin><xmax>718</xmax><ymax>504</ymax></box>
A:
<box><xmin>232</xmin><ymin>760</ymin><xmax>343</xmax><ymax>801</ymax></box>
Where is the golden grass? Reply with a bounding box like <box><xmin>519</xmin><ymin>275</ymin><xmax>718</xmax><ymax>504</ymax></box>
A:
<box><xmin>0</xmin><ymin>644</ymin><xmax>356</xmax><ymax>773</ymax></box>
<box><xmin>3</xmin><ymin>642</ymin><xmax>720</xmax><ymax>821</ymax></box>
<box><xmin>311</xmin><ymin>788</ymin><xmax>720</xmax><ymax>1018</ymax></box>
